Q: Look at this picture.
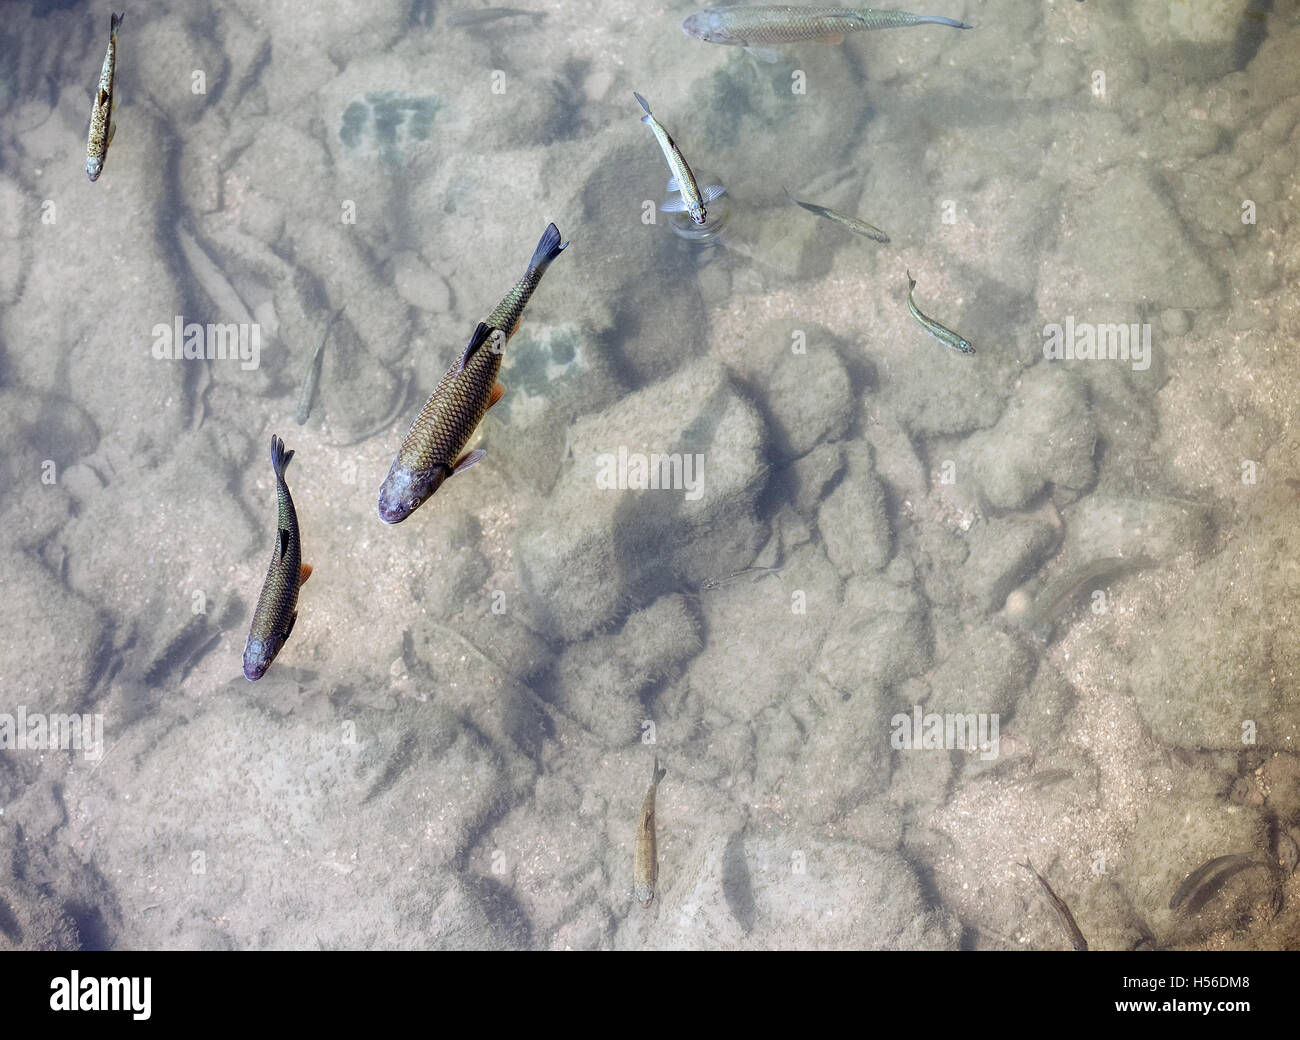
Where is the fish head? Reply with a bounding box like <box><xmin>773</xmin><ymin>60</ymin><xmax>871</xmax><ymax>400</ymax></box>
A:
<box><xmin>377</xmin><ymin>461</ymin><xmax>449</xmax><ymax>525</ymax></box>
<box><xmin>634</xmin><ymin>882</ymin><xmax>655</xmax><ymax>908</ymax></box>
<box><xmin>958</xmin><ymin>338</ymin><xmax>975</xmax><ymax>354</ymax></box>
<box><xmin>691</xmin><ymin>206</ymin><xmax>709</xmax><ymax>226</ymax></box>
<box><xmin>85</xmin><ymin>156</ymin><xmax>103</xmax><ymax>182</ymax></box>
<box><xmin>242</xmin><ymin>636</ymin><xmax>278</xmax><ymax>681</ymax></box>
<box><xmin>681</xmin><ymin>10</ymin><xmax>729</xmax><ymax>43</ymax></box>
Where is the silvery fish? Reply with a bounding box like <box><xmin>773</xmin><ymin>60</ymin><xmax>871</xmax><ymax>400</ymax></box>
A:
<box><xmin>446</xmin><ymin>7</ymin><xmax>546</xmax><ymax>27</ymax></box>
<box><xmin>243</xmin><ymin>435</ymin><xmax>312</xmax><ymax>682</ymax></box>
<box><xmin>633</xmin><ymin>92</ymin><xmax>724</xmax><ymax>226</ymax></box>
<box><xmin>683</xmin><ymin>5</ymin><xmax>971</xmax><ymax>60</ymax></box>
<box><xmin>906</xmin><ymin>270</ymin><xmax>974</xmax><ymax>355</ymax></box>
<box><xmin>86</xmin><ymin>12</ymin><xmax>124</xmax><ymax>181</ymax></box>
<box><xmin>1019</xmin><ymin>860</ymin><xmax>1088</xmax><ymax>952</ymax></box>
<box><xmin>1018</xmin><ymin>555</ymin><xmax>1154</xmax><ymax>644</ymax></box>
<box><xmin>784</xmin><ymin>188</ymin><xmax>890</xmax><ymax>243</ymax></box>
<box><xmin>296</xmin><ymin>306</ymin><xmax>345</xmax><ymax>425</ymax></box>
<box><xmin>634</xmin><ymin>757</ymin><xmax>668</xmax><ymax>908</ymax></box>
<box><xmin>377</xmin><ymin>223</ymin><xmax>567</xmax><ymax>524</ymax></box>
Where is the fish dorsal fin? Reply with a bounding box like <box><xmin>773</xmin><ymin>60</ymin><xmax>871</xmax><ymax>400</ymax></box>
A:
<box><xmin>278</xmin><ymin>528</ymin><xmax>290</xmax><ymax>559</ymax></box>
<box><xmin>666</xmin><ymin>174</ymin><xmax>681</xmax><ymax>192</ymax></box>
<box><xmin>456</xmin><ymin>322</ymin><xmax>491</xmax><ymax>374</ymax></box>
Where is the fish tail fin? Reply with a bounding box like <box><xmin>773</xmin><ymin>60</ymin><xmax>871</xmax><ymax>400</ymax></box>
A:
<box><xmin>652</xmin><ymin>756</ymin><xmax>666</xmax><ymax>785</ymax></box>
<box><xmin>920</xmin><ymin>15</ymin><xmax>971</xmax><ymax>29</ymax></box>
<box><xmin>633</xmin><ymin>91</ymin><xmax>652</xmax><ymax>118</ymax></box>
<box><xmin>529</xmin><ymin>222</ymin><xmax>567</xmax><ymax>272</ymax></box>
<box><xmin>270</xmin><ymin>434</ymin><xmax>294</xmax><ymax>481</ymax></box>
<box><xmin>111</xmin><ymin>12</ymin><xmax>125</xmax><ymax>35</ymax></box>
<box><xmin>906</xmin><ymin>270</ymin><xmax>917</xmax><ymax>292</ymax></box>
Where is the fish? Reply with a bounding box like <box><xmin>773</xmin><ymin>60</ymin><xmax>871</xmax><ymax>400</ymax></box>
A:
<box><xmin>446</xmin><ymin>6</ymin><xmax>546</xmax><ymax>27</ymax></box>
<box><xmin>683</xmin><ymin>5</ymin><xmax>971</xmax><ymax>61</ymax></box>
<box><xmin>85</xmin><ymin>12</ymin><xmax>124</xmax><ymax>182</ymax></box>
<box><xmin>701</xmin><ymin>565</ymin><xmax>783</xmax><ymax>591</ymax></box>
<box><xmin>784</xmin><ymin>188</ymin><xmax>890</xmax><ymax>243</ymax></box>
<box><xmin>633</xmin><ymin>92</ymin><xmax>725</xmax><ymax>227</ymax></box>
<box><xmin>1168</xmin><ymin>854</ymin><xmax>1275</xmax><ymax>914</ymax></box>
<box><xmin>634</xmin><ymin>756</ymin><xmax>668</xmax><ymax>908</ymax></box>
<box><xmin>905</xmin><ymin>270</ymin><xmax>974</xmax><ymax>355</ymax></box>
<box><xmin>377</xmin><ymin>223</ymin><xmax>568</xmax><ymax>524</ymax></box>
<box><xmin>1019</xmin><ymin>860</ymin><xmax>1088</xmax><ymax>951</ymax></box>
<box><xmin>1018</xmin><ymin>555</ymin><xmax>1155</xmax><ymax>644</ymax></box>
<box><xmin>243</xmin><ymin>435</ymin><xmax>312</xmax><ymax>682</ymax></box>
<box><xmin>296</xmin><ymin>306</ymin><xmax>345</xmax><ymax>425</ymax></box>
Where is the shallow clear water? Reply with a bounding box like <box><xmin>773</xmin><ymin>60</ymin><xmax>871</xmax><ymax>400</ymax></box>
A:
<box><xmin>0</xmin><ymin>0</ymin><xmax>1298</xmax><ymax>950</ymax></box>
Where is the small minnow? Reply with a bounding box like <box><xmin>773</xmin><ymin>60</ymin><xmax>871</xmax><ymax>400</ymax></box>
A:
<box><xmin>85</xmin><ymin>13</ymin><xmax>124</xmax><ymax>182</ymax></box>
<box><xmin>377</xmin><ymin>223</ymin><xmax>567</xmax><ymax>524</ymax></box>
<box><xmin>446</xmin><ymin>7</ymin><xmax>546</xmax><ymax>27</ymax></box>
<box><xmin>296</xmin><ymin>306</ymin><xmax>345</xmax><ymax>426</ymax></box>
<box><xmin>1169</xmin><ymin>854</ymin><xmax>1276</xmax><ymax>914</ymax></box>
<box><xmin>634</xmin><ymin>756</ymin><xmax>668</xmax><ymax>908</ymax></box>
<box><xmin>1019</xmin><ymin>555</ymin><xmax>1155</xmax><ymax>644</ymax></box>
<box><xmin>784</xmin><ymin>188</ymin><xmax>890</xmax><ymax>243</ymax></box>
<box><xmin>683</xmin><ymin>5</ymin><xmax>971</xmax><ymax>61</ymax></box>
<box><xmin>633</xmin><ymin>92</ymin><xmax>725</xmax><ymax>227</ymax></box>
<box><xmin>905</xmin><ymin>270</ymin><xmax>974</xmax><ymax>355</ymax></box>
<box><xmin>243</xmin><ymin>435</ymin><xmax>312</xmax><ymax>681</ymax></box>
<box><xmin>701</xmin><ymin>565</ymin><xmax>782</xmax><ymax>591</ymax></box>
<box><xmin>1019</xmin><ymin>860</ymin><xmax>1088</xmax><ymax>951</ymax></box>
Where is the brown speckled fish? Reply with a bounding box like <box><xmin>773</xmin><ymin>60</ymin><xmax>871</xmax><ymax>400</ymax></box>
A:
<box><xmin>86</xmin><ymin>13</ymin><xmax>123</xmax><ymax>182</ymax></box>
<box><xmin>634</xmin><ymin>757</ymin><xmax>667</xmax><ymax>908</ymax></box>
<box><xmin>243</xmin><ymin>435</ymin><xmax>312</xmax><ymax>681</ymax></box>
<box><xmin>377</xmin><ymin>223</ymin><xmax>567</xmax><ymax>524</ymax></box>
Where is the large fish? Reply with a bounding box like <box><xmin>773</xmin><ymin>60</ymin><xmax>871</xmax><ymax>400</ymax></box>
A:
<box><xmin>377</xmin><ymin>223</ymin><xmax>567</xmax><ymax>524</ymax></box>
<box><xmin>634</xmin><ymin>757</ymin><xmax>668</xmax><ymax>908</ymax></box>
<box><xmin>683</xmin><ymin>5</ymin><xmax>971</xmax><ymax>59</ymax></box>
<box><xmin>85</xmin><ymin>13</ymin><xmax>124</xmax><ymax>182</ymax></box>
<box><xmin>633</xmin><ymin>92</ymin><xmax>724</xmax><ymax>226</ymax></box>
<box><xmin>243</xmin><ymin>435</ymin><xmax>312</xmax><ymax>681</ymax></box>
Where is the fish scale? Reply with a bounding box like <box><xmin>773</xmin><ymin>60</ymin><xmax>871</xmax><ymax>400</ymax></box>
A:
<box><xmin>243</xmin><ymin>435</ymin><xmax>310</xmax><ymax>681</ymax></box>
<box><xmin>377</xmin><ymin>223</ymin><xmax>567</xmax><ymax>524</ymax></box>
<box><xmin>394</xmin><ymin>324</ymin><xmax>502</xmax><ymax>476</ymax></box>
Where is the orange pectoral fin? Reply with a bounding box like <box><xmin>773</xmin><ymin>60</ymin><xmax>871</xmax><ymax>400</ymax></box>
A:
<box><xmin>488</xmin><ymin>381</ymin><xmax>506</xmax><ymax>409</ymax></box>
<box><xmin>299</xmin><ymin>563</ymin><xmax>313</xmax><ymax>586</ymax></box>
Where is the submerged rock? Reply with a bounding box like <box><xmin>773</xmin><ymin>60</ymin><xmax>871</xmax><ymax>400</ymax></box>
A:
<box><xmin>515</xmin><ymin>358</ymin><xmax>766</xmax><ymax>640</ymax></box>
